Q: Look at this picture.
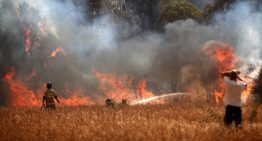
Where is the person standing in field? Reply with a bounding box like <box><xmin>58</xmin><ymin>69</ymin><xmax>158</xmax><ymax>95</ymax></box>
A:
<box><xmin>42</xmin><ymin>82</ymin><xmax>60</xmax><ymax>109</ymax></box>
<box><xmin>221</xmin><ymin>70</ymin><xmax>247</xmax><ymax>128</ymax></box>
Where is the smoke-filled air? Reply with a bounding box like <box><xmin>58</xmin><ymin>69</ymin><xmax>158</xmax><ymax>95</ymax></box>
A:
<box><xmin>1</xmin><ymin>1</ymin><xmax>262</xmax><ymax>141</ymax></box>
<box><xmin>0</xmin><ymin>0</ymin><xmax>262</xmax><ymax>107</ymax></box>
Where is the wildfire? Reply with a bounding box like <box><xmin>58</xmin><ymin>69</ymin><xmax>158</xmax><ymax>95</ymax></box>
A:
<box><xmin>50</xmin><ymin>48</ymin><xmax>67</xmax><ymax>58</ymax></box>
<box><xmin>24</xmin><ymin>26</ymin><xmax>32</xmax><ymax>55</ymax></box>
<box><xmin>204</xmin><ymin>41</ymin><xmax>253</xmax><ymax>103</ymax></box>
<box><xmin>93</xmin><ymin>70</ymin><xmax>154</xmax><ymax>102</ymax></box>
<box><xmin>3</xmin><ymin>4</ymin><xmax>92</xmax><ymax>107</ymax></box>
<box><xmin>3</xmin><ymin>67</ymin><xmax>93</xmax><ymax>107</ymax></box>
<box><xmin>61</xmin><ymin>95</ymin><xmax>93</xmax><ymax>106</ymax></box>
<box><xmin>62</xmin><ymin>87</ymin><xmax>93</xmax><ymax>106</ymax></box>
<box><xmin>204</xmin><ymin>41</ymin><xmax>238</xmax><ymax>102</ymax></box>
<box><xmin>138</xmin><ymin>79</ymin><xmax>154</xmax><ymax>98</ymax></box>
<box><xmin>242</xmin><ymin>84</ymin><xmax>253</xmax><ymax>103</ymax></box>
<box><xmin>3</xmin><ymin>68</ymin><xmax>41</xmax><ymax>107</ymax></box>
<box><xmin>205</xmin><ymin>42</ymin><xmax>238</xmax><ymax>72</ymax></box>
<box><xmin>212</xmin><ymin>82</ymin><xmax>225</xmax><ymax>103</ymax></box>
<box><xmin>16</xmin><ymin>5</ymin><xmax>32</xmax><ymax>55</ymax></box>
<box><xmin>16</xmin><ymin>4</ymin><xmax>47</xmax><ymax>55</ymax></box>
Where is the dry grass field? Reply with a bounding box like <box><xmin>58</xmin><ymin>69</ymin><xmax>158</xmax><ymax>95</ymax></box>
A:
<box><xmin>0</xmin><ymin>103</ymin><xmax>262</xmax><ymax>141</ymax></box>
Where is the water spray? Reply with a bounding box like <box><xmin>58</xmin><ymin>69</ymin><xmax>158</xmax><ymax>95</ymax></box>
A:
<box><xmin>131</xmin><ymin>93</ymin><xmax>189</xmax><ymax>105</ymax></box>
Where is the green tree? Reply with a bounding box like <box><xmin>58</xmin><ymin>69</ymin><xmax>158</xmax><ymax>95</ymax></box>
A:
<box><xmin>157</xmin><ymin>0</ymin><xmax>203</xmax><ymax>28</ymax></box>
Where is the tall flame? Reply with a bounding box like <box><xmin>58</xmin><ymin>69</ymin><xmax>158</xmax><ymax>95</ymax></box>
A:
<box><xmin>3</xmin><ymin>67</ymin><xmax>41</xmax><ymax>107</ymax></box>
<box><xmin>242</xmin><ymin>84</ymin><xmax>253</xmax><ymax>103</ymax></box>
<box><xmin>138</xmin><ymin>79</ymin><xmax>154</xmax><ymax>98</ymax></box>
<box><xmin>205</xmin><ymin>42</ymin><xmax>253</xmax><ymax>103</ymax></box>
<box><xmin>205</xmin><ymin>42</ymin><xmax>238</xmax><ymax>102</ymax></box>
<box><xmin>16</xmin><ymin>4</ymin><xmax>46</xmax><ymax>55</ymax></box>
<box><xmin>206</xmin><ymin>43</ymin><xmax>238</xmax><ymax>72</ymax></box>
<box><xmin>62</xmin><ymin>86</ymin><xmax>93</xmax><ymax>106</ymax></box>
<box><xmin>93</xmin><ymin>70</ymin><xmax>154</xmax><ymax>102</ymax></box>
<box><xmin>3</xmin><ymin>67</ymin><xmax>93</xmax><ymax>107</ymax></box>
<box><xmin>24</xmin><ymin>26</ymin><xmax>31</xmax><ymax>55</ymax></box>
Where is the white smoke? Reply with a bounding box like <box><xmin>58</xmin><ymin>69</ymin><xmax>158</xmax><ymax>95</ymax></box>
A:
<box><xmin>1</xmin><ymin>0</ymin><xmax>262</xmax><ymax>105</ymax></box>
<box><xmin>214</xmin><ymin>1</ymin><xmax>262</xmax><ymax>66</ymax></box>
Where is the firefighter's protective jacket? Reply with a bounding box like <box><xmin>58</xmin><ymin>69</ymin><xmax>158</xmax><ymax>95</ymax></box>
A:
<box><xmin>44</xmin><ymin>89</ymin><xmax>58</xmax><ymax>106</ymax></box>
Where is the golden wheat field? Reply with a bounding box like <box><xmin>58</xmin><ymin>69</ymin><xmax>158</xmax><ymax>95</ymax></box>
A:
<box><xmin>0</xmin><ymin>103</ymin><xmax>262</xmax><ymax>141</ymax></box>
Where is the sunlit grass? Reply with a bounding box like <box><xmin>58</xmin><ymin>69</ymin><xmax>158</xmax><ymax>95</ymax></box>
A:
<box><xmin>0</xmin><ymin>104</ymin><xmax>261</xmax><ymax>141</ymax></box>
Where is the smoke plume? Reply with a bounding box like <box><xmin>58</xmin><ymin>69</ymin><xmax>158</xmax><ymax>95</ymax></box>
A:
<box><xmin>0</xmin><ymin>0</ymin><xmax>261</xmax><ymax>106</ymax></box>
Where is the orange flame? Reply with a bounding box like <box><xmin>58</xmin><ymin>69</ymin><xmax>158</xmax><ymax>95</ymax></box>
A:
<box><xmin>61</xmin><ymin>95</ymin><xmax>93</xmax><ymax>106</ymax></box>
<box><xmin>4</xmin><ymin>67</ymin><xmax>93</xmax><ymax>107</ymax></box>
<box><xmin>50</xmin><ymin>48</ymin><xmax>67</xmax><ymax>58</ymax></box>
<box><xmin>206</xmin><ymin>43</ymin><xmax>238</xmax><ymax>72</ymax></box>
<box><xmin>205</xmin><ymin>42</ymin><xmax>238</xmax><ymax>102</ymax></box>
<box><xmin>16</xmin><ymin>5</ymin><xmax>45</xmax><ymax>54</ymax></box>
<box><xmin>3</xmin><ymin>68</ymin><xmax>41</xmax><ymax>107</ymax></box>
<box><xmin>9</xmin><ymin>5</ymin><xmax>91</xmax><ymax>107</ymax></box>
<box><xmin>93</xmin><ymin>70</ymin><xmax>154</xmax><ymax>101</ymax></box>
<box><xmin>242</xmin><ymin>84</ymin><xmax>253</xmax><ymax>103</ymax></box>
<box><xmin>24</xmin><ymin>26</ymin><xmax>31</xmax><ymax>55</ymax></box>
<box><xmin>206</xmin><ymin>42</ymin><xmax>253</xmax><ymax>103</ymax></box>
<box><xmin>212</xmin><ymin>82</ymin><xmax>225</xmax><ymax>103</ymax></box>
<box><xmin>138</xmin><ymin>79</ymin><xmax>154</xmax><ymax>98</ymax></box>
<box><xmin>62</xmin><ymin>86</ymin><xmax>93</xmax><ymax>106</ymax></box>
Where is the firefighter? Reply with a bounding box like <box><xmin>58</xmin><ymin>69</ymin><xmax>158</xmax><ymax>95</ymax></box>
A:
<box><xmin>122</xmin><ymin>99</ymin><xmax>128</xmax><ymax>105</ymax></box>
<box><xmin>120</xmin><ymin>98</ymin><xmax>129</xmax><ymax>107</ymax></box>
<box><xmin>221</xmin><ymin>70</ymin><xmax>247</xmax><ymax>128</ymax></box>
<box><xmin>105</xmin><ymin>98</ymin><xmax>115</xmax><ymax>106</ymax></box>
<box><xmin>42</xmin><ymin>82</ymin><xmax>60</xmax><ymax>109</ymax></box>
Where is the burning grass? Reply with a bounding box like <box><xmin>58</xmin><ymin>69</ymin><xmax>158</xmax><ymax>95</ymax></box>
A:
<box><xmin>0</xmin><ymin>104</ymin><xmax>261</xmax><ymax>141</ymax></box>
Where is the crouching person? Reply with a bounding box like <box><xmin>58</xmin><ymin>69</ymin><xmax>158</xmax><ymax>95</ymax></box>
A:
<box><xmin>42</xmin><ymin>82</ymin><xmax>60</xmax><ymax>110</ymax></box>
<box><xmin>105</xmin><ymin>98</ymin><xmax>115</xmax><ymax>107</ymax></box>
<box><xmin>221</xmin><ymin>70</ymin><xmax>247</xmax><ymax>128</ymax></box>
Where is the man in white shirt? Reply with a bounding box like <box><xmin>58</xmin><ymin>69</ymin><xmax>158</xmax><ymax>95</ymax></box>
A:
<box><xmin>221</xmin><ymin>70</ymin><xmax>247</xmax><ymax>128</ymax></box>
